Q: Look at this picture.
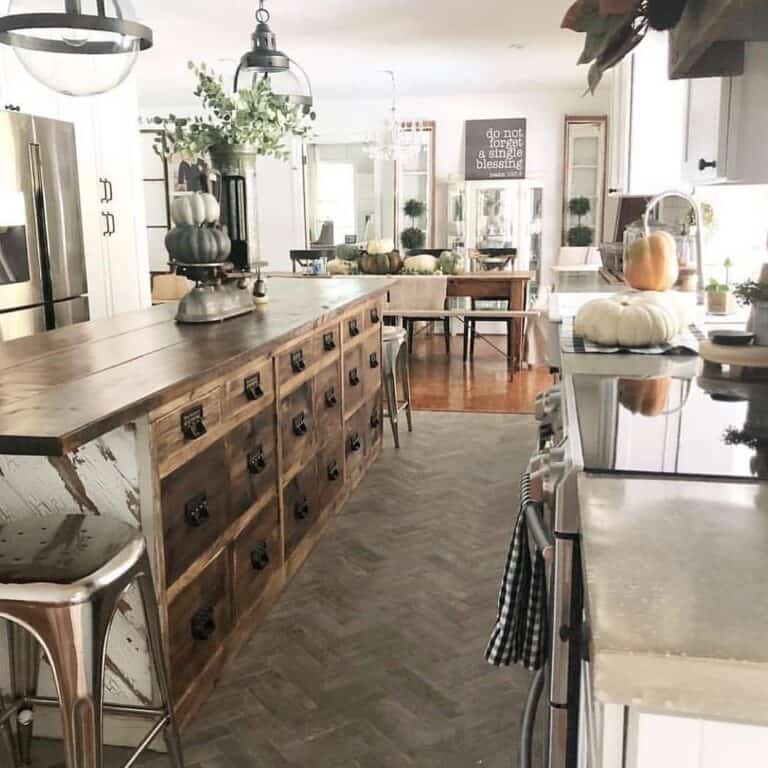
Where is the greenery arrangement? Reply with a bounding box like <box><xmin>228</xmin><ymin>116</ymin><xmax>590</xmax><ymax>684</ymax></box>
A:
<box><xmin>733</xmin><ymin>279</ymin><xmax>768</xmax><ymax>307</ymax></box>
<box><xmin>401</xmin><ymin>198</ymin><xmax>426</xmax><ymax>251</ymax></box>
<box><xmin>567</xmin><ymin>196</ymin><xmax>594</xmax><ymax>247</ymax></box>
<box><xmin>150</xmin><ymin>62</ymin><xmax>313</xmax><ymax>160</ymax></box>
<box><xmin>705</xmin><ymin>258</ymin><xmax>734</xmax><ymax>293</ymax></box>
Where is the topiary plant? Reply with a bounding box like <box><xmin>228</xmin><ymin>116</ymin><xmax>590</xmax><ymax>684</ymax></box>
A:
<box><xmin>401</xmin><ymin>227</ymin><xmax>426</xmax><ymax>250</ymax></box>
<box><xmin>567</xmin><ymin>196</ymin><xmax>594</xmax><ymax>246</ymax></box>
<box><xmin>404</xmin><ymin>198</ymin><xmax>426</xmax><ymax>221</ymax></box>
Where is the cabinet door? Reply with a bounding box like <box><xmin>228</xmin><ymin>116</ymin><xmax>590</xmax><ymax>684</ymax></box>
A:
<box><xmin>683</xmin><ymin>78</ymin><xmax>731</xmax><ymax>184</ymax></box>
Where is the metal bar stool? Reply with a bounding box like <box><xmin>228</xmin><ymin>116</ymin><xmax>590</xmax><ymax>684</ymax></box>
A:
<box><xmin>382</xmin><ymin>326</ymin><xmax>413</xmax><ymax>448</ymax></box>
<box><xmin>0</xmin><ymin>514</ymin><xmax>183</xmax><ymax>768</ymax></box>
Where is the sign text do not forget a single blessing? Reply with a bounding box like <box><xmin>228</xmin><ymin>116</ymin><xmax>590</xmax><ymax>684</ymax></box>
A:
<box><xmin>465</xmin><ymin>118</ymin><xmax>527</xmax><ymax>181</ymax></box>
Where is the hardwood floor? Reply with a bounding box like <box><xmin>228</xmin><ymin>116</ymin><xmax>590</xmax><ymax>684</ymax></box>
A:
<box><xmin>30</xmin><ymin>411</ymin><xmax>539</xmax><ymax>768</ymax></box>
<box><xmin>408</xmin><ymin>333</ymin><xmax>553</xmax><ymax>414</ymax></box>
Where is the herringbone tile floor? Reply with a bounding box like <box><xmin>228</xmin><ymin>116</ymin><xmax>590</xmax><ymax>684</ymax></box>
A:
<box><xmin>31</xmin><ymin>411</ymin><xmax>538</xmax><ymax>768</ymax></box>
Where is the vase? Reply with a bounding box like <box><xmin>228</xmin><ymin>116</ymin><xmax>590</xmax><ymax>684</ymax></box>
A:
<box><xmin>705</xmin><ymin>290</ymin><xmax>736</xmax><ymax>315</ymax></box>
<box><xmin>208</xmin><ymin>144</ymin><xmax>261</xmax><ymax>270</ymax></box>
<box><xmin>752</xmin><ymin>301</ymin><xmax>768</xmax><ymax>346</ymax></box>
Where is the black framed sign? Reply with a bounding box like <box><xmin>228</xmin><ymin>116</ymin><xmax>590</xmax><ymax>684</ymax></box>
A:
<box><xmin>465</xmin><ymin>118</ymin><xmax>527</xmax><ymax>180</ymax></box>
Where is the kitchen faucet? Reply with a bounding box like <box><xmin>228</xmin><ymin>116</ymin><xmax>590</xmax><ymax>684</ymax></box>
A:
<box><xmin>642</xmin><ymin>190</ymin><xmax>705</xmax><ymax>304</ymax></box>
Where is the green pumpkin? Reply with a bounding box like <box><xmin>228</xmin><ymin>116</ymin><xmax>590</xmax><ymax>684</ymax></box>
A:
<box><xmin>360</xmin><ymin>250</ymin><xmax>403</xmax><ymax>275</ymax></box>
<box><xmin>165</xmin><ymin>225</ymin><xmax>232</xmax><ymax>265</ymax></box>
<box><xmin>335</xmin><ymin>244</ymin><xmax>361</xmax><ymax>261</ymax></box>
<box><xmin>439</xmin><ymin>250</ymin><xmax>465</xmax><ymax>275</ymax></box>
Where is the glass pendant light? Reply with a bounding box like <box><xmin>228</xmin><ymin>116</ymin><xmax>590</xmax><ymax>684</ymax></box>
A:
<box><xmin>0</xmin><ymin>0</ymin><xmax>153</xmax><ymax>97</ymax></box>
<box><xmin>364</xmin><ymin>71</ymin><xmax>422</xmax><ymax>162</ymax></box>
<box><xmin>234</xmin><ymin>0</ymin><xmax>313</xmax><ymax>115</ymax></box>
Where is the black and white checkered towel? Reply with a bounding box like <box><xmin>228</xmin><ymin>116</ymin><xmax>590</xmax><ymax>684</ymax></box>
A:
<box><xmin>560</xmin><ymin>317</ymin><xmax>705</xmax><ymax>355</ymax></box>
<box><xmin>486</xmin><ymin>474</ymin><xmax>548</xmax><ymax>671</ymax></box>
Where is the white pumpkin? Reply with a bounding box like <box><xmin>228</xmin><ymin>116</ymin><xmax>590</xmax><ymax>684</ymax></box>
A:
<box><xmin>574</xmin><ymin>292</ymin><xmax>686</xmax><ymax>347</ymax></box>
<box><xmin>171</xmin><ymin>192</ymin><xmax>220</xmax><ymax>227</ymax></box>
<box><xmin>326</xmin><ymin>258</ymin><xmax>359</xmax><ymax>275</ymax></box>
<box><xmin>367</xmin><ymin>238</ymin><xmax>395</xmax><ymax>255</ymax></box>
<box><xmin>402</xmin><ymin>254</ymin><xmax>438</xmax><ymax>274</ymax></box>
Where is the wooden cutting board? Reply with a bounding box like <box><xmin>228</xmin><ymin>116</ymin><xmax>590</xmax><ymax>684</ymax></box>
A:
<box><xmin>700</xmin><ymin>341</ymin><xmax>768</xmax><ymax>369</ymax></box>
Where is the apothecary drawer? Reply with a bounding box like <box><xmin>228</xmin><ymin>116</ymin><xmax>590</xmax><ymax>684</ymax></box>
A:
<box><xmin>367</xmin><ymin>392</ymin><xmax>383</xmax><ymax>452</ymax></box>
<box><xmin>231</xmin><ymin>499</ymin><xmax>281</xmax><ymax>619</ymax></box>
<box><xmin>154</xmin><ymin>387</ymin><xmax>223</xmax><ymax>474</ymax></box>
<box><xmin>223</xmin><ymin>356</ymin><xmax>274</xmax><ymax>421</ymax></box>
<box><xmin>161</xmin><ymin>440</ymin><xmax>229</xmax><ymax>585</ymax></box>
<box><xmin>168</xmin><ymin>550</ymin><xmax>230</xmax><ymax>702</ymax></box>
<box><xmin>362</xmin><ymin>333</ymin><xmax>382</xmax><ymax>400</ymax></box>
<box><xmin>280</xmin><ymin>380</ymin><xmax>317</xmax><ymax>474</ymax></box>
<box><xmin>343</xmin><ymin>346</ymin><xmax>364</xmax><ymax>416</ymax></box>
<box><xmin>227</xmin><ymin>407</ymin><xmax>278</xmax><ymax>521</ymax></box>
<box><xmin>276</xmin><ymin>337</ymin><xmax>318</xmax><ymax>387</ymax></box>
<box><xmin>313</xmin><ymin>361</ymin><xmax>342</xmax><ymax>441</ymax></box>
<box><xmin>343</xmin><ymin>310</ymin><xmax>365</xmax><ymax>345</ymax></box>
<box><xmin>364</xmin><ymin>301</ymin><xmax>382</xmax><ymax>331</ymax></box>
<box><xmin>319</xmin><ymin>325</ymin><xmax>340</xmax><ymax>361</ymax></box>
<box><xmin>283</xmin><ymin>457</ymin><xmax>319</xmax><ymax>558</ymax></box>
<box><xmin>318</xmin><ymin>437</ymin><xmax>345</xmax><ymax>512</ymax></box>
<box><xmin>344</xmin><ymin>407</ymin><xmax>366</xmax><ymax>478</ymax></box>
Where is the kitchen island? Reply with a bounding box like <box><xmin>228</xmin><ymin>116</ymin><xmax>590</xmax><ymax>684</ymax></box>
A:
<box><xmin>0</xmin><ymin>277</ymin><xmax>391</xmax><ymax>742</ymax></box>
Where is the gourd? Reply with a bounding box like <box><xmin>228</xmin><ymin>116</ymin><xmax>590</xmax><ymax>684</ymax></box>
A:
<box><xmin>335</xmin><ymin>244</ymin><xmax>361</xmax><ymax>261</ymax></box>
<box><xmin>574</xmin><ymin>291</ymin><xmax>685</xmax><ymax>347</ymax></box>
<box><xmin>367</xmin><ymin>238</ymin><xmax>395</xmax><ymax>256</ymax></box>
<box><xmin>165</xmin><ymin>225</ymin><xmax>231</xmax><ymax>264</ymax></box>
<box><xmin>439</xmin><ymin>251</ymin><xmax>464</xmax><ymax>275</ymax></box>
<box><xmin>327</xmin><ymin>258</ymin><xmax>359</xmax><ymax>275</ymax></box>
<box><xmin>625</xmin><ymin>231</ymin><xmax>678</xmax><ymax>291</ymax></box>
<box><xmin>360</xmin><ymin>250</ymin><xmax>403</xmax><ymax>275</ymax></box>
<box><xmin>171</xmin><ymin>192</ymin><xmax>220</xmax><ymax>227</ymax></box>
<box><xmin>403</xmin><ymin>254</ymin><xmax>438</xmax><ymax>274</ymax></box>
<box><xmin>618</xmin><ymin>377</ymin><xmax>671</xmax><ymax>417</ymax></box>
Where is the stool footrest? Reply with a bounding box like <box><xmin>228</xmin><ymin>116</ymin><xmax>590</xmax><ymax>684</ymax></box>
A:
<box><xmin>27</xmin><ymin>696</ymin><xmax>167</xmax><ymax>720</ymax></box>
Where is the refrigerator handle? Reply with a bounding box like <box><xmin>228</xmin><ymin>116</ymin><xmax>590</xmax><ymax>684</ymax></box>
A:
<box><xmin>99</xmin><ymin>177</ymin><xmax>108</xmax><ymax>203</ymax></box>
<box><xmin>102</xmin><ymin>211</ymin><xmax>111</xmax><ymax>237</ymax></box>
<box><xmin>106</xmin><ymin>178</ymin><xmax>114</xmax><ymax>203</ymax></box>
<box><xmin>108</xmin><ymin>212</ymin><xmax>116</xmax><ymax>236</ymax></box>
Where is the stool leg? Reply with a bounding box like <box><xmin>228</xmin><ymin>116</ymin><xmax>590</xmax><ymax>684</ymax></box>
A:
<box><xmin>398</xmin><ymin>343</ymin><xmax>413</xmax><ymax>433</ymax></box>
<box><xmin>0</xmin><ymin>690</ymin><xmax>19</xmax><ymax>767</ymax></box>
<box><xmin>8</xmin><ymin>621</ymin><xmax>40</xmax><ymax>767</ymax></box>
<box><xmin>443</xmin><ymin>316</ymin><xmax>450</xmax><ymax>357</ymax></box>
<box><xmin>135</xmin><ymin>555</ymin><xmax>184</xmax><ymax>768</ymax></box>
<box><xmin>470</xmin><ymin>319</ymin><xmax>476</xmax><ymax>358</ymax></box>
<box><xmin>384</xmin><ymin>370</ymin><xmax>400</xmax><ymax>449</ymax></box>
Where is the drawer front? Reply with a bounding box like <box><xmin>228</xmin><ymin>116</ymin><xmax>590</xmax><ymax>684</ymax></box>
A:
<box><xmin>343</xmin><ymin>310</ymin><xmax>364</xmax><ymax>345</ymax></box>
<box><xmin>363</xmin><ymin>301</ymin><xmax>382</xmax><ymax>332</ymax></box>
<box><xmin>367</xmin><ymin>392</ymin><xmax>383</xmax><ymax>453</ymax></box>
<box><xmin>345</xmin><ymin>408</ymin><xmax>366</xmax><ymax>477</ymax></box>
<box><xmin>319</xmin><ymin>325</ymin><xmax>340</xmax><ymax>362</ymax></box>
<box><xmin>227</xmin><ymin>407</ymin><xmax>278</xmax><ymax>521</ymax></box>
<box><xmin>318</xmin><ymin>437</ymin><xmax>345</xmax><ymax>512</ymax></box>
<box><xmin>283</xmin><ymin>457</ymin><xmax>319</xmax><ymax>557</ymax></box>
<box><xmin>232</xmin><ymin>499</ymin><xmax>281</xmax><ymax>619</ymax></box>
<box><xmin>154</xmin><ymin>387</ymin><xmax>222</xmax><ymax>471</ymax></box>
<box><xmin>363</xmin><ymin>332</ymin><xmax>382</xmax><ymax>400</ymax></box>
<box><xmin>169</xmin><ymin>551</ymin><xmax>230</xmax><ymax>702</ymax></box>
<box><xmin>280</xmin><ymin>380</ymin><xmax>317</xmax><ymax>473</ymax></box>
<box><xmin>224</xmin><ymin>357</ymin><xmax>274</xmax><ymax>421</ymax></box>
<box><xmin>313</xmin><ymin>362</ymin><xmax>342</xmax><ymax>441</ymax></box>
<box><xmin>277</xmin><ymin>336</ymin><xmax>317</xmax><ymax>386</ymax></box>
<box><xmin>162</xmin><ymin>440</ymin><xmax>229</xmax><ymax>585</ymax></box>
<box><xmin>343</xmin><ymin>346</ymin><xmax>364</xmax><ymax>416</ymax></box>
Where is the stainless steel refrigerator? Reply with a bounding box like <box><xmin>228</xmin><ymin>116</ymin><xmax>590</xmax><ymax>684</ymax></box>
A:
<box><xmin>0</xmin><ymin>111</ymin><xmax>89</xmax><ymax>342</ymax></box>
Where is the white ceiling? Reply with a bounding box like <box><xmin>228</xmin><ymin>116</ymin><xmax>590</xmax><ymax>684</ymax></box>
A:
<box><xmin>134</xmin><ymin>0</ymin><xmax>589</xmax><ymax>110</ymax></box>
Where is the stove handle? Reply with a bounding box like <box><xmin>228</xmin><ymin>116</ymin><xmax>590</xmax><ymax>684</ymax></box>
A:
<box><xmin>524</xmin><ymin>501</ymin><xmax>554</xmax><ymax>561</ymax></box>
<box><xmin>519</xmin><ymin>666</ymin><xmax>546</xmax><ymax>768</ymax></box>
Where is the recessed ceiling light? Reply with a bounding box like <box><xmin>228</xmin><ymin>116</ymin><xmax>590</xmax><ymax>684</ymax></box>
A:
<box><xmin>508</xmin><ymin>42</ymin><xmax>526</xmax><ymax>50</ymax></box>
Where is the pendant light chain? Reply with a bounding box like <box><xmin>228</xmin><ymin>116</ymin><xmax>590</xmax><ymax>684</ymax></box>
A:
<box><xmin>255</xmin><ymin>0</ymin><xmax>270</xmax><ymax>24</ymax></box>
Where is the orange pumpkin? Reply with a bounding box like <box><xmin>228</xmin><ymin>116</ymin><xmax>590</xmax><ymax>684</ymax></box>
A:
<box><xmin>618</xmin><ymin>377</ymin><xmax>671</xmax><ymax>417</ymax></box>
<box><xmin>625</xmin><ymin>231</ymin><xmax>679</xmax><ymax>292</ymax></box>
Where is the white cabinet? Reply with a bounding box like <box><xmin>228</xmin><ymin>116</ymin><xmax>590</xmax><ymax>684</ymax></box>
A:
<box><xmin>682</xmin><ymin>77</ymin><xmax>732</xmax><ymax>185</ymax></box>
<box><xmin>0</xmin><ymin>49</ymin><xmax>150</xmax><ymax>320</ymax></box>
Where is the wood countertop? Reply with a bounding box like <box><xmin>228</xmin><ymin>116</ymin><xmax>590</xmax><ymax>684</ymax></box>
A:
<box><xmin>0</xmin><ymin>277</ymin><xmax>392</xmax><ymax>456</ymax></box>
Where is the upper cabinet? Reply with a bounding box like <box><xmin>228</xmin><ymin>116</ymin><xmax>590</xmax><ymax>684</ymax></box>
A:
<box><xmin>683</xmin><ymin>77</ymin><xmax>732</xmax><ymax>184</ymax></box>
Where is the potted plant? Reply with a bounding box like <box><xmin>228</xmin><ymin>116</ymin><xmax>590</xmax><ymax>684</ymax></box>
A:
<box><xmin>567</xmin><ymin>196</ymin><xmax>593</xmax><ymax>247</ymax></box>
<box><xmin>734</xmin><ymin>278</ymin><xmax>768</xmax><ymax>345</ymax></box>
<box><xmin>705</xmin><ymin>258</ymin><xmax>736</xmax><ymax>315</ymax></box>
<box><xmin>401</xmin><ymin>198</ymin><xmax>426</xmax><ymax>251</ymax></box>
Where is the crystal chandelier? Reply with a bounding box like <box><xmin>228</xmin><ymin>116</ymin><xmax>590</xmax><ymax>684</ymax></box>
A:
<box><xmin>364</xmin><ymin>70</ymin><xmax>423</xmax><ymax>162</ymax></box>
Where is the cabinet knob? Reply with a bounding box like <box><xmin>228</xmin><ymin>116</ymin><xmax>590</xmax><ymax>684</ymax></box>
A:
<box><xmin>369</xmin><ymin>352</ymin><xmax>379</xmax><ymax>369</ymax></box>
<box><xmin>250</xmin><ymin>541</ymin><xmax>270</xmax><ymax>571</ymax></box>
<box><xmin>294</xmin><ymin>498</ymin><xmax>310</xmax><ymax>520</ymax></box>
<box><xmin>370</xmin><ymin>308</ymin><xmax>380</xmax><ymax>324</ymax></box>
<box><xmin>290</xmin><ymin>350</ymin><xmax>306</xmax><ymax>373</ymax></box>
<box><xmin>323</xmin><ymin>332</ymin><xmax>336</xmax><ymax>351</ymax></box>
<box><xmin>370</xmin><ymin>410</ymin><xmax>381</xmax><ymax>429</ymax></box>
<box><xmin>190</xmin><ymin>608</ymin><xmax>216</xmax><ymax>641</ymax></box>
<box><xmin>348</xmin><ymin>319</ymin><xmax>360</xmax><ymax>337</ymax></box>
<box><xmin>327</xmin><ymin>460</ymin><xmax>341</xmax><ymax>481</ymax></box>
<box><xmin>244</xmin><ymin>373</ymin><xmax>264</xmax><ymax>401</ymax></box>
<box><xmin>181</xmin><ymin>405</ymin><xmax>207</xmax><ymax>440</ymax></box>
<box><xmin>349</xmin><ymin>433</ymin><xmax>362</xmax><ymax>453</ymax></box>
<box><xmin>349</xmin><ymin>368</ymin><xmax>360</xmax><ymax>387</ymax></box>
<box><xmin>324</xmin><ymin>387</ymin><xmax>338</xmax><ymax>408</ymax></box>
<box><xmin>184</xmin><ymin>492</ymin><xmax>209</xmax><ymax>528</ymax></box>
<box><xmin>698</xmin><ymin>158</ymin><xmax>717</xmax><ymax>172</ymax></box>
<box><xmin>247</xmin><ymin>446</ymin><xmax>267</xmax><ymax>475</ymax></box>
<box><xmin>292</xmin><ymin>412</ymin><xmax>308</xmax><ymax>436</ymax></box>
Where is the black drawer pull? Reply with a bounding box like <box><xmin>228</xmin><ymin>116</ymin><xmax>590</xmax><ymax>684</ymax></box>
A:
<box><xmin>698</xmin><ymin>158</ymin><xmax>717</xmax><ymax>171</ymax></box>
<box><xmin>290</xmin><ymin>350</ymin><xmax>306</xmax><ymax>373</ymax></box>
<box><xmin>370</xmin><ymin>409</ymin><xmax>381</xmax><ymax>429</ymax></box>
<box><xmin>250</xmin><ymin>541</ymin><xmax>270</xmax><ymax>571</ymax></box>
<box><xmin>324</xmin><ymin>387</ymin><xmax>338</xmax><ymax>408</ymax></box>
<box><xmin>294</xmin><ymin>498</ymin><xmax>310</xmax><ymax>520</ymax></box>
<box><xmin>244</xmin><ymin>373</ymin><xmax>264</xmax><ymax>401</ymax></box>
<box><xmin>292</xmin><ymin>412</ymin><xmax>308</xmax><ymax>436</ymax></box>
<box><xmin>349</xmin><ymin>433</ymin><xmax>362</xmax><ymax>453</ymax></box>
<box><xmin>369</xmin><ymin>352</ymin><xmax>379</xmax><ymax>369</ymax></box>
<box><xmin>327</xmin><ymin>460</ymin><xmax>341</xmax><ymax>481</ymax></box>
<box><xmin>247</xmin><ymin>446</ymin><xmax>267</xmax><ymax>475</ymax></box>
<box><xmin>323</xmin><ymin>331</ymin><xmax>336</xmax><ymax>351</ymax></box>
<box><xmin>181</xmin><ymin>405</ymin><xmax>206</xmax><ymax>440</ymax></box>
<box><xmin>370</xmin><ymin>308</ymin><xmax>380</xmax><ymax>324</ymax></box>
<box><xmin>348</xmin><ymin>319</ymin><xmax>360</xmax><ymax>337</ymax></box>
<box><xmin>184</xmin><ymin>492</ymin><xmax>209</xmax><ymax>528</ymax></box>
<box><xmin>349</xmin><ymin>367</ymin><xmax>360</xmax><ymax>387</ymax></box>
<box><xmin>191</xmin><ymin>608</ymin><xmax>216</xmax><ymax>641</ymax></box>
